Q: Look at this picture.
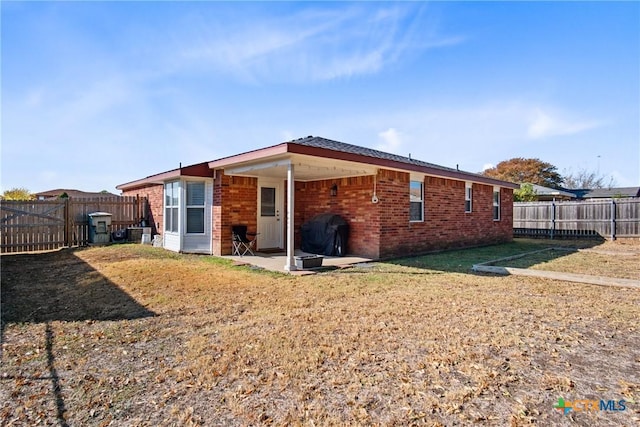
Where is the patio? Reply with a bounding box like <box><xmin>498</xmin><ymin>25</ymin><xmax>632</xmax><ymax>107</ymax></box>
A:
<box><xmin>223</xmin><ymin>250</ymin><xmax>373</xmax><ymax>274</ymax></box>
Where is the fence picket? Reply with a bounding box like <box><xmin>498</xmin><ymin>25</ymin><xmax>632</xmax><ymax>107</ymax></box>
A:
<box><xmin>0</xmin><ymin>196</ymin><xmax>148</xmax><ymax>253</ymax></box>
<box><xmin>514</xmin><ymin>198</ymin><xmax>640</xmax><ymax>239</ymax></box>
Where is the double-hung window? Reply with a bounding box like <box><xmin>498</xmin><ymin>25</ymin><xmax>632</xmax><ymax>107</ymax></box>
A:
<box><xmin>493</xmin><ymin>188</ymin><xmax>501</xmax><ymax>221</ymax></box>
<box><xmin>410</xmin><ymin>180</ymin><xmax>424</xmax><ymax>222</ymax></box>
<box><xmin>186</xmin><ymin>182</ymin><xmax>205</xmax><ymax>234</ymax></box>
<box><xmin>465</xmin><ymin>183</ymin><xmax>473</xmax><ymax>213</ymax></box>
<box><xmin>164</xmin><ymin>181</ymin><xmax>179</xmax><ymax>233</ymax></box>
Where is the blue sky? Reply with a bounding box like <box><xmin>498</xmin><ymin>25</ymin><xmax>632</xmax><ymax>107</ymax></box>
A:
<box><xmin>2</xmin><ymin>1</ymin><xmax>639</xmax><ymax>194</ymax></box>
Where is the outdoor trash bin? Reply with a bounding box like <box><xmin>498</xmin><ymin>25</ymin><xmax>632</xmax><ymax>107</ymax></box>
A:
<box><xmin>88</xmin><ymin>212</ymin><xmax>112</xmax><ymax>244</ymax></box>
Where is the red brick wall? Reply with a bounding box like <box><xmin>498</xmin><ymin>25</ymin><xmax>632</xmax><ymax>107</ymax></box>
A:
<box><xmin>212</xmin><ymin>172</ymin><xmax>258</xmax><ymax>255</ymax></box>
<box><xmin>121</xmin><ymin>184</ymin><xmax>164</xmax><ymax>235</ymax></box>
<box><xmin>293</xmin><ymin>169</ymin><xmax>512</xmax><ymax>259</ymax></box>
<box><xmin>377</xmin><ymin>174</ymin><xmax>513</xmax><ymax>259</ymax></box>
<box><xmin>294</xmin><ymin>175</ymin><xmax>381</xmax><ymax>259</ymax></box>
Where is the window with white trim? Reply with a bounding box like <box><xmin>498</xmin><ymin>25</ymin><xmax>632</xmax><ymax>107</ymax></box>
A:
<box><xmin>410</xmin><ymin>180</ymin><xmax>424</xmax><ymax>222</ymax></box>
<box><xmin>465</xmin><ymin>183</ymin><xmax>473</xmax><ymax>213</ymax></box>
<box><xmin>164</xmin><ymin>181</ymin><xmax>179</xmax><ymax>233</ymax></box>
<box><xmin>493</xmin><ymin>187</ymin><xmax>501</xmax><ymax>221</ymax></box>
<box><xmin>186</xmin><ymin>181</ymin><xmax>205</xmax><ymax>234</ymax></box>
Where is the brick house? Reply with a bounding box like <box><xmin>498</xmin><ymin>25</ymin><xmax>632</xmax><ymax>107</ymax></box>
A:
<box><xmin>117</xmin><ymin>136</ymin><xmax>518</xmax><ymax>270</ymax></box>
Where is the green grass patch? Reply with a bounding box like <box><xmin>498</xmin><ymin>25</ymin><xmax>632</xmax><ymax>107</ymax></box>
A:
<box><xmin>384</xmin><ymin>240</ymin><xmax>554</xmax><ymax>273</ymax></box>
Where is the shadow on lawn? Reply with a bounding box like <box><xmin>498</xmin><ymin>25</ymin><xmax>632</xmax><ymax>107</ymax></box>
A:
<box><xmin>383</xmin><ymin>238</ymin><xmax>606</xmax><ymax>274</ymax></box>
<box><xmin>1</xmin><ymin>248</ymin><xmax>155</xmax><ymax>426</ymax></box>
<box><xmin>1</xmin><ymin>248</ymin><xmax>156</xmax><ymax>324</ymax></box>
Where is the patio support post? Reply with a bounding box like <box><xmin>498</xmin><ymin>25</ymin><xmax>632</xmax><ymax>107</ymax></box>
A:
<box><xmin>284</xmin><ymin>162</ymin><xmax>297</xmax><ymax>271</ymax></box>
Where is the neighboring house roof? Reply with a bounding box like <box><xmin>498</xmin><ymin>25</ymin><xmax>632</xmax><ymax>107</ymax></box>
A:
<box><xmin>35</xmin><ymin>189</ymin><xmax>119</xmax><ymax>199</ymax></box>
<box><xmin>118</xmin><ymin>136</ymin><xmax>519</xmax><ymax>190</ymax></box>
<box><xmin>567</xmin><ymin>187</ymin><xmax>640</xmax><ymax>199</ymax></box>
<box><xmin>527</xmin><ymin>184</ymin><xmax>576</xmax><ymax>200</ymax></box>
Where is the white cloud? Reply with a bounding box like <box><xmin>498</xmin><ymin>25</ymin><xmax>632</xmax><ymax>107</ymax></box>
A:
<box><xmin>175</xmin><ymin>4</ymin><xmax>463</xmax><ymax>83</ymax></box>
<box><xmin>322</xmin><ymin>100</ymin><xmax>612</xmax><ymax>175</ymax></box>
<box><xmin>482</xmin><ymin>163</ymin><xmax>495</xmax><ymax>171</ymax></box>
<box><xmin>377</xmin><ymin>127</ymin><xmax>403</xmax><ymax>152</ymax></box>
<box><xmin>527</xmin><ymin>108</ymin><xmax>605</xmax><ymax>139</ymax></box>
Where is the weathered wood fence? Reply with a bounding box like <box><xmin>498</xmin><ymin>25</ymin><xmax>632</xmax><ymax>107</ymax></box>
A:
<box><xmin>0</xmin><ymin>196</ymin><xmax>148</xmax><ymax>253</ymax></box>
<box><xmin>514</xmin><ymin>198</ymin><xmax>640</xmax><ymax>239</ymax></box>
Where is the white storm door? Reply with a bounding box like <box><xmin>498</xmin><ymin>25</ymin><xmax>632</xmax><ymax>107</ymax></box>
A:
<box><xmin>257</xmin><ymin>181</ymin><xmax>283</xmax><ymax>249</ymax></box>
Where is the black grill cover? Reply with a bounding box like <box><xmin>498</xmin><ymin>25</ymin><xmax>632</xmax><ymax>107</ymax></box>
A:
<box><xmin>300</xmin><ymin>213</ymin><xmax>349</xmax><ymax>256</ymax></box>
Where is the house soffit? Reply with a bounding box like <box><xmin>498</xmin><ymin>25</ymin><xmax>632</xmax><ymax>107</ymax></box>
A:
<box><xmin>222</xmin><ymin>153</ymin><xmax>376</xmax><ymax>182</ymax></box>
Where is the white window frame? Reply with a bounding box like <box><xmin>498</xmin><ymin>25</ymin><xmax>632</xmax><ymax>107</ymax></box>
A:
<box><xmin>164</xmin><ymin>181</ymin><xmax>179</xmax><ymax>233</ymax></box>
<box><xmin>465</xmin><ymin>182</ymin><xmax>473</xmax><ymax>213</ymax></box>
<box><xmin>410</xmin><ymin>180</ymin><xmax>424</xmax><ymax>222</ymax></box>
<box><xmin>186</xmin><ymin>181</ymin><xmax>206</xmax><ymax>234</ymax></box>
<box><xmin>493</xmin><ymin>187</ymin><xmax>501</xmax><ymax>221</ymax></box>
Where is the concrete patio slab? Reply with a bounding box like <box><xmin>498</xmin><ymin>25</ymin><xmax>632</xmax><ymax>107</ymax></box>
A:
<box><xmin>223</xmin><ymin>250</ymin><xmax>373</xmax><ymax>274</ymax></box>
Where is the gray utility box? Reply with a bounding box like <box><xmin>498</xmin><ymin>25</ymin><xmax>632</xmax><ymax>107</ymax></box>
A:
<box><xmin>88</xmin><ymin>212</ymin><xmax>112</xmax><ymax>244</ymax></box>
<box><xmin>127</xmin><ymin>227</ymin><xmax>152</xmax><ymax>244</ymax></box>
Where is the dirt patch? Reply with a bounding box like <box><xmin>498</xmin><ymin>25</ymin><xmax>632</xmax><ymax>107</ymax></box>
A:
<box><xmin>1</xmin><ymin>243</ymin><xmax>639</xmax><ymax>425</ymax></box>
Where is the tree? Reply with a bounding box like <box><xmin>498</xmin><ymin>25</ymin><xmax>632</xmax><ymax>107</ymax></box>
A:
<box><xmin>483</xmin><ymin>158</ymin><xmax>563</xmax><ymax>188</ymax></box>
<box><xmin>562</xmin><ymin>167</ymin><xmax>615</xmax><ymax>189</ymax></box>
<box><xmin>514</xmin><ymin>183</ymin><xmax>538</xmax><ymax>202</ymax></box>
<box><xmin>2</xmin><ymin>187</ymin><xmax>34</xmax><ymax>200</ymax></box>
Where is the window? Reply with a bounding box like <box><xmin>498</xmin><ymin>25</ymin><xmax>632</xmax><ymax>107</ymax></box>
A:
<box><xmin>410</xmin><ymin>180</ymin><xmax>424</xmax><ymax>222</ymax></box>
<box><xmin>186</xmin><ymin>181</ymin><xmax>205</xmax><ymax>234</ymax></box>
<box><xmin>493</xmin><ymin>188</ymin><xmax>501</xmax><ymax>221</ymax></box>
<box><xmin>260</xmin><ymin>187</ymin><xmax>276</xmax><ymax>217</ymax></box>
<box><xmin>465</xmin><ymin>183</ymin><xmax>473</xmax><ymax>213</ymax></box>
<box><xmin>164</xmin><ymin>181</ymin><xmax>179</xmax><ymax>233</ymax></box>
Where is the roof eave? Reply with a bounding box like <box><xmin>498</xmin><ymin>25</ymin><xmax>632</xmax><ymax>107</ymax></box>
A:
<box><xmin>116</xmin><ymin>162</ymin><xmax>212</xmax><ymax>191</ymax></box>
<box><xmin>208</xmin><ymin>143</ymin><xmax>289</xmax><ymax>169</ymax></box>
<box><xmin>128</xmin><ymin>140</ymin><xmax>518</xmax><ymax>190</ymax></box>
<box><xmin>286</xmin><ymin>143</ymin><xmax>520</xmax><ymax>189</ymax></box>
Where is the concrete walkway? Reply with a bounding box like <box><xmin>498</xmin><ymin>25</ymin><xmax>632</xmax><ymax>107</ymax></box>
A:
<box><xmin>223</xmin><ymin>250</ymin><xmax>373</xmax><ymax>274</ymax></box>
<box><xmin>472</xmin><ymin>248</ymin><xmax>640</xmax><ymax>289</ymax></box>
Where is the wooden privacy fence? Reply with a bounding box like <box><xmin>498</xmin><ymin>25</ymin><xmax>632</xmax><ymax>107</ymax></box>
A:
<box><xmin>514</xmin><ymin>198</ymin><xmax>640</xmax><ymax>239</ymax></box>
<box><xmin>1</xmin><ymin>196</ymin><xmax>148</xmax><ymax>253</ymax></box>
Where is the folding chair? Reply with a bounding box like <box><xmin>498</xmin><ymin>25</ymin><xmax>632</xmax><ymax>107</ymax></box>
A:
<box><xmin>232</xmin><ymin>225</ymin><xmax>258</xmax><ymax>256</ymax></box>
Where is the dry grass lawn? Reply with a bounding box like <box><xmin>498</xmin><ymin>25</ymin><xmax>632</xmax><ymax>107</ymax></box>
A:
<box><xmin>1</xmin><ymin>240</ymin><xmax>639</xmax><ymax>426</ymax></box>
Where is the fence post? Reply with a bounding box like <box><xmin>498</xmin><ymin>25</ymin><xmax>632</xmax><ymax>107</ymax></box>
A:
<box><xmin>610</xmin><ymin>199</ymin><xmax>616</xmax><ymax>241</ymax></box>
<box><xmin>135</xmin><ymin>195</ymin><xmax>140</xmax><ymax>225</ymax></box>
<box><xmin>550</xmin><ymin>201</ymin><xmax>556</xmax><ymax>240</ymax></box>
<box><xmin>64</xmin><ymin>198</ymin><xmax>71</xmax><ymax>247</ymax></box>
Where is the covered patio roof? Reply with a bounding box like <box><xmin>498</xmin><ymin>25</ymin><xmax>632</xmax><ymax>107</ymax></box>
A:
<box><xmin>209</xmin><ymin>136</ymin><xmax>519</xmax><ymax>188</ymax></box>
<box><xmin>219</xmin><ymin>153</ymin><xmax>377</xmax><ymax>181</ymax></box>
